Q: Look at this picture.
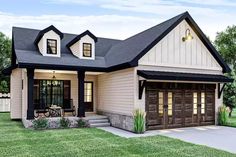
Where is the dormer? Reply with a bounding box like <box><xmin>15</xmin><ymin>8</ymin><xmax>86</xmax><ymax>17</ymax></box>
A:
<box><xmin>67</xmin><ymin>30</ymin><xmax>97</xmax><ymax>60</ymax></box>
<box><xmin>34</xmin><ymin>25</ymin><xmax>64</xmax><ymax>57</ymax></box>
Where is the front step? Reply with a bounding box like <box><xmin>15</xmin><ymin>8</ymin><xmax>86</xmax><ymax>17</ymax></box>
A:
<box><xmin>89</xmin><ymin>119</ymin><xmax>109</xmax><ymax>123</ymax></box>
<box><xmin>87</xmin><ymin>115</ymin><xmax>110</xmax><ymax>127</ymax></box>
<box><xmin>90</xmin><ymin>122</ymin><xmax>110</xmax><ymax>127</ymax></box>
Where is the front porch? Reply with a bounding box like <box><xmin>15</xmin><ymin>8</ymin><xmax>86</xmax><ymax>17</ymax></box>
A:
<box><xmin>25</xmin><ymin>68</ymin><xmax>100</xmax><ymax>120</ymax></box>
<box><xmin>23</xmin><ymin>112</ymin><xmax>110</xmax><ymax>128</ymax></box>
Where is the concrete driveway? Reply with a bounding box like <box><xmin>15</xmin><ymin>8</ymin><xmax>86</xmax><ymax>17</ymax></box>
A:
<box><xmin>99</xmin><ymin>126</ymin><xmax>236</xmax><ymax>154</ymax></box>
<box><xmin>150</xmin><ymin>126</ymin><xmax>236</xmax><ymax>154</ymax></box>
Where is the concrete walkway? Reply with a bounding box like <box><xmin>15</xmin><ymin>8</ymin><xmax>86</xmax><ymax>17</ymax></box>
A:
<box><xmin>98</xmin><ymin>126</ymin><xmax>236</xmax><ymax>154</ymax></box>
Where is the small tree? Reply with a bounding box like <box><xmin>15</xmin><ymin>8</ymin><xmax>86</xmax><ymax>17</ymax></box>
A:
<box><xmin>0</xmin><ymin>32</ymin><xmax>11</xmax><ymax>93</ymax></box>
<box><xmin>214</xmin><ymin>25</ymin><xmax>236</xmax><ymax>116</ymax></box>
<box><xmin>223</xmin><ymin>71</ymin><xmax>236</xmax><ymax>116</ymax></box>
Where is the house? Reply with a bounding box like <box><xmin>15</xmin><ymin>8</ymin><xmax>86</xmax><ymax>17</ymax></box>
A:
<box><xmin>3</xmin><ymin>11</ymin><xmax>233</xmax><ymax>131</ymax></box>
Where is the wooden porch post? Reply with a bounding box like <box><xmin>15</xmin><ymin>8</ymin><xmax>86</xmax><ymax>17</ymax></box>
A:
<box><xmin>26</xmin><ymin>68</ymin><xmax>34</xmax><ymax>120</ymax></box>
<box><xmin>77</xmin><ymin>70</ymin><xmax>85</xmax><ymax>117</ymax></box>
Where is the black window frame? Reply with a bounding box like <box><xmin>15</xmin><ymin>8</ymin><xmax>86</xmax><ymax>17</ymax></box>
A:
<box><xmin>84</xmin><ymin>81</ymin><xmax>93</xmax><ymax>103</ymax></box>
<box><xmin>47</xmin><ymin>39</ymin><xmax>57</xmax><ymax>55</ymax></box>
<box><xmin>33</xmin><ymin>79</ymin><xmax>71</xmax><ymax>109</ymax></box>
<box><xmin>82</xmin><ymin>43</ymin><xmax>92</xmax><ymax>57</ymax></box>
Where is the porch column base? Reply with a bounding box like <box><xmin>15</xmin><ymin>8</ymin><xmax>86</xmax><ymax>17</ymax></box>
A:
<box><xmin>27</xmin><ymin>110</ymin><xmax>34</xmax><ymax>120</ymax></box>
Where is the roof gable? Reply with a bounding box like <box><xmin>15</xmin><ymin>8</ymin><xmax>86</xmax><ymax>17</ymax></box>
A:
<box><xmin>67</xmin><ymin>30</ymin><xmax>97</xmax><ymax>48</ymax></box>
<box><xmin>34</xmin><ymin>25</ymin><xmax>64</xmax><ymax>45</ymax></box>
<box><xmin>139</xmin><ymin>20</ymin><xmax>222</xmax><ymax>71</ymax></box>
<box><xmin>105</xmin><ymin>12</ymin><xmax>230</xmax><ymax>73</ymax></box>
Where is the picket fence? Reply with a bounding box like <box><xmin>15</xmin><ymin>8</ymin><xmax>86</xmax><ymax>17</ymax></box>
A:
<box><xmin>0</xmin><ymin>93</ymin><xmax>10</xmax><ymax>112</ymax></box>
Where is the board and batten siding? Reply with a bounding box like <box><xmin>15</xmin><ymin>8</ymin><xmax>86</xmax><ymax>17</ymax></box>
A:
<box><xmin>97</xmin><ymin>68</ymin><xmax>135</xmax><ymax>115</ymax></box>
<box><xmin>139</xmin><ymin>20</ymin><xmax>222</xmax><ymax>74</ymax></box>
<box><xmin>10</xmin><ymin>68</ymin><xmax>22</xmax><ymax>119</ymax></box>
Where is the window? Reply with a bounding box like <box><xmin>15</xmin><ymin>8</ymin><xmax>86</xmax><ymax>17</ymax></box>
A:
<box><xmin>193</xmin><ymin>92</ymin><xmax>198</xmax><ymax>115</ymax></box>
<box><xmin>168</xmin><ymin>92</ymin><xmax>173</xmax><ymax>116</ymax></box>
<box><xmin>84</xmin><ymin>82</ymin><xmax>93</xmax><ymax>102</ymax></box>
<box><xmin>158</xmin><ymin>92</ymin><xmax>164</xmax><ymax>116</ymax></box>
<box><xmin>83</xmin><ymin>43</ymin><xmax>92</xmax><ymax>57</ymax></box>
<box><xmin>33</xmin><ymin>80</ymin><xmax>71</xmax><ymax>109</ymax></box>
<box><xmin>47</xmin><ymin>39</ymin><xmax>57</xmax><ymax>54</ymax></box>
<box><xmin>201</xmin><ymin>92</ymin><xmax>205</xmax><ymax>114</ymax></box>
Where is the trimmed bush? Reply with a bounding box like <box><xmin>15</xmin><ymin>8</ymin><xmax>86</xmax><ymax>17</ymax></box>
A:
<box><xmin>77</xmin><ymin>119</ymin><xmax>87</xmax><ymax>128</ymax></box>
<box><xmin>60</xmin><ymin>117</ymin><xmax>70</xmax><ymax>128</ymax></box>
<box><xmin>218</xmin><ymin>105</ymin><xmax>229</xmax><ymax>125</ymax></box>
<box><xmin>33</xmin><ymin>118</ymin><xmax>48</xmax><ymax>130</ymax></box>
<box><xmin>133</xmin><ymin>109</ymin><xmax>146</xmax><ymax>134</ymax></box>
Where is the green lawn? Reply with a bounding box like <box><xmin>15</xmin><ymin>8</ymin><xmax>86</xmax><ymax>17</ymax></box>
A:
<box><xmin>227</xmin><ymin>110</ymin><xmax>236</xmax><ymax>127</ymax></box>
<box><xmin>0</xmin><ymin>113</ymin><xmax>235</xmax><ymax>157</ymax></box>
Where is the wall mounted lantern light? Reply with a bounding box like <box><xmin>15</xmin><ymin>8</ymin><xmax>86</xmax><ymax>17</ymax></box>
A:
<box><xmin>52</xmin><ymin>71</ymin><xmax>56</xmax><ymax>80</ymax></box>
<box><xmin>182</xmin><ymin>28</ymin><xmax>193</xmax><ymax>42</ymax></box>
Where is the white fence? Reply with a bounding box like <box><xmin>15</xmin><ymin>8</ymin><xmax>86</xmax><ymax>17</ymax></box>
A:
<box><xmin>0</xmin><ymin>93</ymin><xmax>10</xmax><ymax>112</ymax></box>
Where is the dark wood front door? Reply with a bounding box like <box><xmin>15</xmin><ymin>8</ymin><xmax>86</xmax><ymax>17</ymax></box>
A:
<box><xmin>146</xmin><ymin>82</ymin><xmax>215</xmax><ymax>130</ymax></box>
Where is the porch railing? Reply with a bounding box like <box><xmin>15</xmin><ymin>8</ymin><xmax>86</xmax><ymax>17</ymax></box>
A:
<box><xmin>0</xmin><ymin>93</ymin><xmax>10</xmax><ymax>112</ymax></box>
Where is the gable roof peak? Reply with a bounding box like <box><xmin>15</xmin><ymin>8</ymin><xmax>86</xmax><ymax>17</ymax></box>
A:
<box><xmin>67</xmin><ymin>30</ymin><xmax>97</xmax><ymax>48</ymax></box>
<box><xmin>34</xmin><ymin>25</ymin><xmax>64</xmax><ymax>45</ymax></box>
<box><xmin>105</xmin><ymin>11</ymin><xmax>230</xmax><ymax>73</ymax></box>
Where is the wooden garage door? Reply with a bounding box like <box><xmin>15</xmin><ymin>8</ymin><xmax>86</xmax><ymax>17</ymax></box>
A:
<box><xmin>146</xmin><ymin>82</ymin><xmax>215</xmax><ymax>130</ymax></box>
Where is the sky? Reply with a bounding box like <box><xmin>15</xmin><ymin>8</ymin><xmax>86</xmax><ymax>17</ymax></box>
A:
<box><xmin>0</xmin><ymin>0</ymin><xmax>236</xmax><ymax>40</ymax></box>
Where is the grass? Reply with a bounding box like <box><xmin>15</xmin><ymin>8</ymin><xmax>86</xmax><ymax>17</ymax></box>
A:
<box><xmin>227</xmin><ymin>109</ymin><xmax>236</xmax><ymax>127</ymax></box>
<box><xmin>0</xmin><ymin>113</ymin><xmax>235</xmax><ymax>157</ymax></box>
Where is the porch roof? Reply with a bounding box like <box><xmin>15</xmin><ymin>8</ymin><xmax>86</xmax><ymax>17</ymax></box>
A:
<box><xmin>137</xmin><ymin>70</ymin><xmax>234</xmax><ymax>83</ymax></box>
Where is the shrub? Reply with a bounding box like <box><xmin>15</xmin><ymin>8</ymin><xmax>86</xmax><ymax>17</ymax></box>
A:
<box><xmin>77</xmin><ymin>119</ymin><xmax>87</xmax><ymax>128</ymax></box>
<box><xmin>60</xmin><ymin>117</ymin><xmax>70</xmax><ymax>128</ymax></box>
<box><xmin>133</xmin><ymin>109</ymin><xmax>146</xmax><ymax>134</ymax></box>
<box><xmin>33</xmin><ymin>118</ymin><xmax>48</xmax><ymax>130</ymax></box>
<box><xmin>218</xmin><ymin>105</ymin><xmax>229</xmax><ymax>125</ymax></box>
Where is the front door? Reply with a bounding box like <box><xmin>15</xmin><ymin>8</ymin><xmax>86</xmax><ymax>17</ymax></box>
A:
<box><xmin>84</xmin><ymin>82</ymin><xmax>93</xmax><ymax>112</ymax></box>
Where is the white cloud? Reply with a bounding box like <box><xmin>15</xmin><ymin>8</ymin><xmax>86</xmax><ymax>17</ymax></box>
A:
<box><xmin>0</xmin><ymin>12</ymin><xmax>159</xmax><ymax>39</ymax></box>
<box><xmin>41</xmin><ymin>0</ymin><xmax>236</xmax><ymax>41</ymax></box>
<box><xmin>0</xmin><ymin>0</ymin><xmax>236</xmax><ymax>41</ymax></box>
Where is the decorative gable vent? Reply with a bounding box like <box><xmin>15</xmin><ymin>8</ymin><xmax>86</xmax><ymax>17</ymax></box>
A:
<box><xmin>34</xmin><ymin>25</ymin><xmax>63</xmax><ymax>57</ymax></box>
<box><xmin>67</xmin><ymin>30</ymin><xmax>97</xmax><ymax>60</ymax></box>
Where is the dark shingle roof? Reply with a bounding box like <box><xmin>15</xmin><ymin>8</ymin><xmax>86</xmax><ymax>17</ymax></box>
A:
<box><xmin>13</xmin><ymin>27</ymin><xmax>121</xmax><ymax>70</ymax></box>
<box><xmin>12</xmin><ymin>11</ymin><xmax>230</xmax><ymax>73</ymax></box>
<box><xmin>104</xmin><ymin>12</ymin><xmax>185</xmax><ymax>67</ymax></box>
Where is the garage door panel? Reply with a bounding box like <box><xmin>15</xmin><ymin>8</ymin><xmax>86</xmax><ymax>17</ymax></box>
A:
<box><xmin>174</xmin><ymin>118</ymin><xmax>182</xmax><ymax>124</ymax></box>
<box><xmin>175</xmin><ymin>104</ymin><xmax>182</xmax><ymax>110</ymax></box>
<box><xmin>148</xmin><ymin>105</ymin><xmax>157</xmax><ymax>111</ymax></box>
<box><xmin>146</xmin><ymin>83</ymin><xmax>215</xmax><ymax>130</ymax></box>
<box><xmin>174</xmin><ymin>110</ymin><xmax>182</xmax><ymax>117</ymax></box>
<box><xmin>185</xmin><ymin>118</ymin><xmax>192</xmax><ymax>124</ymax></box>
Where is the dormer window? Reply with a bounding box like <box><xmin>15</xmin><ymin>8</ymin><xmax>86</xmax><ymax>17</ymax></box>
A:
<box><xmin>47</xmin><ymin>39</ymin><xmax>57</xmax><ymax>54</ymax></box>
<box><xmin>67</xmin><ymin>30</ymin><xmax>97</xmax><ymax>60</ymax></box>
<box><xmin>83</xmin><ymin>43</ymin><xmax>92</xmax><ymax>57</ymax></box>
<box><xmin>34</xmin><ymin>25</ymin><xmax>63</xmax><ymax>57</ymax></box>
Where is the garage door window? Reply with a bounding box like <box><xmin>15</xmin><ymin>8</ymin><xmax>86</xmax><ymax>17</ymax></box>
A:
<box><xmin>201</xmin><ymin>92</ymin><xmax>205</xmax><ymax>114</ymax></box>
<box><xmin>193</xmin><ymin>92</ymin><xmax>198</xmax><ymax>115</ymax></box>
<box><xmin>158</xmin><ymin>92</ymin><xmax>163</xmax><ymax>116</ymax></box>
<box><xmin>168</xmin><ymin>92</ymin><xmax>173</xmax><ymax>116</ymax></box>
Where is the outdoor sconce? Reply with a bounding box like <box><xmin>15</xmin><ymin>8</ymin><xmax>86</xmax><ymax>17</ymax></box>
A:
<box><xmin>52</xmin><ymin>71</ymin><xmax>56</xmax><ymax>80</ymax></box>
<box><xmin>182</xmin><ymin>28</ymin><xmax>193</xmax><ymax>42</ymax></box>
